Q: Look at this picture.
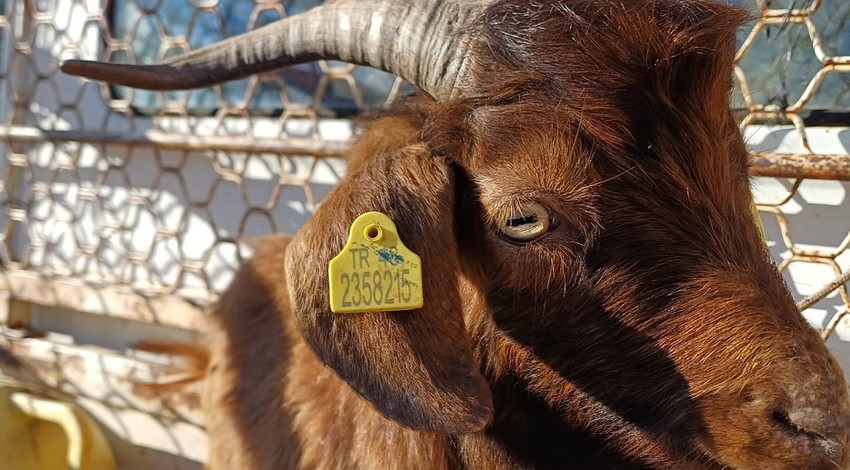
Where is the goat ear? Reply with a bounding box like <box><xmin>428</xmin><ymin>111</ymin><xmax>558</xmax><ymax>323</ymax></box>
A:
<box><xmin>284</xmin><ymin>115</ymin><xmax>493</xmax><ymax>434</ymax></box>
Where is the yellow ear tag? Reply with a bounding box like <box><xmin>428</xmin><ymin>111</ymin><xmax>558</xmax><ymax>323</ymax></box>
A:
<box><xmin>328</xmin><ymin>212</ymin><xmax>423</xmax><ymax>313</ymax></box>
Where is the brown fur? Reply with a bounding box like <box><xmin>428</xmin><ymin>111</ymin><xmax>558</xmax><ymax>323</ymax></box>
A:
<box><xmin>160</xmin><ymin>1</ymin><xmax>850</xmax><ymax>469</ymax></box>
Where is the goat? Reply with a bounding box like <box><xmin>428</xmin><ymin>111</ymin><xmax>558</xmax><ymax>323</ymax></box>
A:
<box><xmin>63</xmin><ymin>0</ymin><xmax>850</xmax><ymax>468</ymax></box>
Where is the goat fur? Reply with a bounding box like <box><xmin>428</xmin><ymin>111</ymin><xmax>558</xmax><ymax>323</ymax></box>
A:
<box><xmin>152</xmin><ymin>1</ymin><xmax>850</xmax><ymax>469</ymax></box>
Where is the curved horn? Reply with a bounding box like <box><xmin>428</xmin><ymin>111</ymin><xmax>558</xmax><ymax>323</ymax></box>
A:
<box><xmin>61</xmin><ymin>0</ymin><xmax>493</xmax><ymax>100</ymax></box>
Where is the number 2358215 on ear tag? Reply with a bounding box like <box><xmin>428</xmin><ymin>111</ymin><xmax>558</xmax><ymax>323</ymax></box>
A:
<box><xmin>328</xmin><ymin>212</ymin><xmax>423</xmax><ymax>313</ymax></box>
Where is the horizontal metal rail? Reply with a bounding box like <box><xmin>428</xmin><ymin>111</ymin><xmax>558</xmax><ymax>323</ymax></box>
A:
<box><xmin>0</xmin><ymin>125</ymin><xmax>351</xmax><ymax>157</ymax></box>
<box><xmin>2</xmin><ymin>125</ymin><xmax>850</xmax><ymax>180</ymax></box>
<box><xmin>750</xmin><ymin>151</ymin><xmax>850</xmax><ymax>181</ymax></box>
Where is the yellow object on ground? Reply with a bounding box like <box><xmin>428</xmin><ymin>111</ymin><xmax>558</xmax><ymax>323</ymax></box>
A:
<box><xmin>0</xmin><ymin>386</ymin><xmax>116</xmax><ymax>470</ymax></box>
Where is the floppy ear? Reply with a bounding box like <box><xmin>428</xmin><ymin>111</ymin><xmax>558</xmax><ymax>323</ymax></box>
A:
<box><xmin>284</xmin><ymin>111</ymin><xmax>493</xmax><ymax>434</ymax></box>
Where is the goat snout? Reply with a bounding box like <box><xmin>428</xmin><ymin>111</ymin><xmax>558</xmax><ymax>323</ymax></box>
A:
<box><xmin>771</xmin><ymin>406</ymin><xmax>846</xmax><ymax>459</ymax></box>
<box><xmin>768</xmin><ymin>381</ymin><xmax>850</xmax><ymax>467</ymax></box>
<box><xmin>702</xmin><ymin>369</ymin><xmax>850</xmax><ymax>470</ymax></box>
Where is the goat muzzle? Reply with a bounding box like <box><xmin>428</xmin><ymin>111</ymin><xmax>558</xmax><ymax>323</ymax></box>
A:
<box><xmin>700</xmin><ymin>367</ymin><xmax>850</xmax><ymax>470</ymax></box>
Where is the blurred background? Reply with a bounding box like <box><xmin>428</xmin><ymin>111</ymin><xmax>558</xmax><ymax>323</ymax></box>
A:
<box><xmin>0</xmin><ymin>0</ymin><xmax>848</xmax><ymax>468</ymax></box>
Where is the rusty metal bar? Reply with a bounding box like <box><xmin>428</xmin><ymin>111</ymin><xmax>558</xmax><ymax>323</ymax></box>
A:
<box><xmin>3</xmin><ymin>125</ymin><xmax>850</xmax><ymax>180</ymax></box>
<box><xmin>0</xmin><ymin>125</ymin><xmax>351</xmax><ymax>156</ymax></box>
<box><xmin>748</xmin><ymin>152</ymin><xmax>850</xmax><ymax>181</ymax></box>
<box><xmin>797</xmin><ymin>269</ymin><xmax>850</xmax><ymax>312</ymax></box>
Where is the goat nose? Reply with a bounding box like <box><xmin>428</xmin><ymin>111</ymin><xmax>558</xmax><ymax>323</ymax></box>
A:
<box><xmin>770</xmin><ymin>385</ymin><xmax>850</xmax><ymax>464</ymax></box>
<box><xmin>772</xmin><ymin>407</ymin><xmax>844</xmax><ymax>447</ymax></box>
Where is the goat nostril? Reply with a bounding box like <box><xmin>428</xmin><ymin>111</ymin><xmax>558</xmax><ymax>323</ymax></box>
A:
<box><xmin>769</xmin><ymin>405</ymin><xmax>849</xmax><ymax>463</ymax></box>
<box><xmin>771</xmin><ymin>409</ymin><xmax>828</xmax><ymax>441</ymax></box>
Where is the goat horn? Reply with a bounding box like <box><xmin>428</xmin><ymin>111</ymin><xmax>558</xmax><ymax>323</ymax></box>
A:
<box><xmin>60</xmin><ymin>0</ymin><xmax>492</xmax><ymax>101</ymax></box>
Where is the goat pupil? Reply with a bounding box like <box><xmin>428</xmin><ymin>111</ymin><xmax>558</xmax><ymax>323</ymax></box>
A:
<box><xmin>507</xmin><ymin>214</ymin><xmax>538</xmax><ymax>227</ymax></box>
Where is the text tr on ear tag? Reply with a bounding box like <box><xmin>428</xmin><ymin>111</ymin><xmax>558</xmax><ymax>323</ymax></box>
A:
<box><xmin>328</xmin><ymin>212</ymin><xmax>423</xmax><ymax>313</ymax></box>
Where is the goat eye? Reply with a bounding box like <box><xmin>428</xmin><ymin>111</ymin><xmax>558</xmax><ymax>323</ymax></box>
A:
<box><xmin>499</xmin><ymin>203</ymin><xmax>551</xmax><ymax>243</ymax></box>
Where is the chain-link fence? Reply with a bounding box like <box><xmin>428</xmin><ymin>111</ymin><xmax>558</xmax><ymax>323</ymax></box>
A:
<box><xmin>0</xmin><ymin>0</ymin><xmax>849</xmax><ymax>467</ymax></box>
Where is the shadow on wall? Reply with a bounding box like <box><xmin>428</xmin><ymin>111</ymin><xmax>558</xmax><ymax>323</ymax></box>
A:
<box><xmin>746</xmin><ymin>124</ymin><xmax>849</xmax><ymax>331</ymax></box>
<box><xmin>6</xmin><ymin>50</ymin><xmax>347</xmax><ymax>298</ymax></box>
<box><xmin>13</xmin><ymin>139</ymin><xmax>342</xmax><ymax>296</ymax></box>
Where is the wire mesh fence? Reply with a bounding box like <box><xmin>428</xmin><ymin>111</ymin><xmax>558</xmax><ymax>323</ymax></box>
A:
<box><xmin>0</xmin><ymin>0</ymin><xmax>848</xmax><ymax>467</ymax></box>
<box><xmin>734</xmin><ymin>0</ymin><xmax>850</xmax><ymax>345</ymax></box>
<box><xmin>0</xmin><ymin>0</ymin><xmax>413</xmax><ymax>321</ymax></box>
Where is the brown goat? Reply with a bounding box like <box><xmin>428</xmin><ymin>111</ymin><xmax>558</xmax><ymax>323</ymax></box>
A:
<box><xmin>64</xmin><ymin>0</ymin><xmax>850</xmax><ymax>469</ymax></box>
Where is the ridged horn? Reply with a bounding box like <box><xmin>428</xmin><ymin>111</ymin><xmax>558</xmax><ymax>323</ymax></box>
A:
<box><xmin>60</xmin><ymin>0</ymin><xmax>495</xmax><ymax>101</ymax></box>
